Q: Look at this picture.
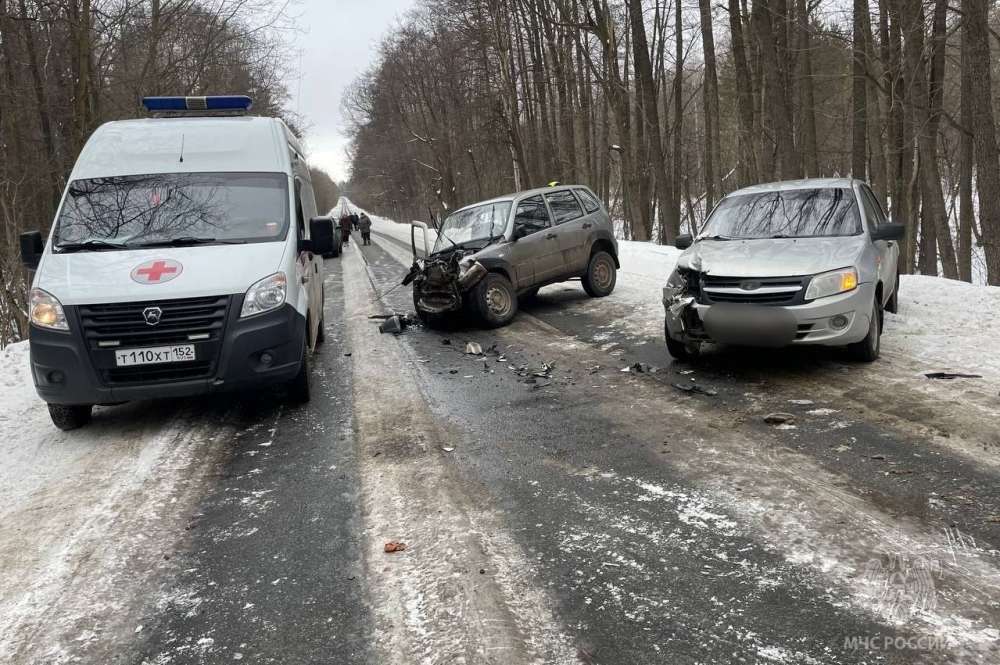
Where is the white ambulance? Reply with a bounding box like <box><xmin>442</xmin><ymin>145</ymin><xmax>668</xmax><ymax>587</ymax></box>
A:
<box><xmin>20</xmin><ymin>96</ymin><xmax>335</xmax><ymax>430</ymax></box>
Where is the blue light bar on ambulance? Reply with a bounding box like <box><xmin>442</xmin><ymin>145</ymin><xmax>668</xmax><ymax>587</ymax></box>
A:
<box><xmin>141</xmin><ymin>95</ymin><xmax>253</xmax><ymax>112</ymax></box>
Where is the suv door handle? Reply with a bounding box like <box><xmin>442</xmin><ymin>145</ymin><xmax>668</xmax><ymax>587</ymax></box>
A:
<box><xmin>582</xmin><ymin>222</ymin><xmax>592</xmax><ymax>229</ymax></box>
<box><xmin>546</xmin><ymin>233</ymin><xmax>557</xmax><ymax>239</ymax></box>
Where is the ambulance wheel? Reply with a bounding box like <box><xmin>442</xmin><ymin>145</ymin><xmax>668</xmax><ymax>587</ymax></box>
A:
<box><xmin>48</xmin><ymin>404</ymin><xmax>92</xmax><ymax>431</ymax></box>
<box><xmin>316</xmin><ymin>302</ymin><xmax>326</xmax><ymax>345</ymax></box>
<box><xmin>289</xmin><ymin>341</ymin><xmax>311</xmax><ymax>404</ymax></box>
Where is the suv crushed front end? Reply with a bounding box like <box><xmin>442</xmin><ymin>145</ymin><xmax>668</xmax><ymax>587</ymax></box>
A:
<box><xmin>404</xmin><ymin>249</ymin><xmax>488</xmax><ymax>316</ymax></box>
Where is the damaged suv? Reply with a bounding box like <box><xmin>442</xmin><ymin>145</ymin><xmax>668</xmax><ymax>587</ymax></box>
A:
<box><xmin>406</xmin><ymin>185</ymin><xmax>618</xmax><ymax>327</ymax></box>
<box><xmin>663</xmin><ymin>179</ymin><xmax>904</xmax><ymax>362</ymax></box>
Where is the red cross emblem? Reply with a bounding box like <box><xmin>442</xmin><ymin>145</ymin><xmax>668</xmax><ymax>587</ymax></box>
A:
<box><xmin>131</xmin><ymin>259</ymin><xmax>183</xmax><ymax>284</ymax></box>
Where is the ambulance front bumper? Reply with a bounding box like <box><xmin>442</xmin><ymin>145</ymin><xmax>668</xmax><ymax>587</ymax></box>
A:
<box><xmin>28</xmin><ymin>298</ymin><xmax>306</xmax><ymax>405</ymax></box>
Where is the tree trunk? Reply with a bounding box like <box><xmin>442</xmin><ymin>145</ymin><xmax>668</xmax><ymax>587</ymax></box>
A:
<box><xmin>851</xmin><ymin>0</ymin><xmax>867</xmax><ymax>178</ymax></box>
<box><xmin>752</xmin><ymin>0</ymin><xmax>799</xmax><ymax>179</ymax></box>
<box><xmin>926</xmin><ymin>0</ymin><xmax>958</xmax><ymax>278</ymax></box>
<box><xmin>958</xmin><ymin>2</ymin><xmax>974</xmax><ymax>282</ymax></box>
<box><xmin>698</xmin><ymin>0</ymin><xmax>722</xmax><ymax>206</ymax></box>
<box><xmin>728</xmin><ymin>0</ymin><xmax>756</xmax><ymax>186</ymax></box>
<box><xmin>966</xmin><ymin>0</ymin><xmax>1000</xmax><ymax>284</ymax></box>
<box><xmin>795</xmin><ymin>0</ymin><xmax>819</xmax><ymax>177</ymax></box>
<box><xmin>886</xmin><ymin>0</ymin><xmax>914</xmax><ymax>272</ymax></box>
<box><xmin>673</xmin><ymin>0</ymin><xmax>685</xmax><ymax>234</ymax></box>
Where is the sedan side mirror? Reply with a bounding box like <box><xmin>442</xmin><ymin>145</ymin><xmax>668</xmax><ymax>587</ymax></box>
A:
<box><xmin>871</xmin><ymin>223</ymin><xmax>905</xmax><ymax>242</ymax></box>
<box><xmin>675</xmin><ymin>234</ymin><xmax>694</xmax><ymax>250</ymax></box>
<box><xmin>307</xmin><ymin>216</ymin><xmax>336</xmax><ymax>255</ymax></box>
<box><xmin>20</xmin><ymin>231</ymin><xmax>43</xmax><ymax>270</ymax></box>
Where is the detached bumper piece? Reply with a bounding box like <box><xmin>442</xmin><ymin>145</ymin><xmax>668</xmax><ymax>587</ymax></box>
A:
<box><xmin>30</xmin><ymin>296</ymin><xmax>306</xmax><ymax>405</ymax></box>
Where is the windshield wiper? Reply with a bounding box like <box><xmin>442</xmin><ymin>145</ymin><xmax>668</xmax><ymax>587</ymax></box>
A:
<box><xmin>700</xmin><ymin>234</ymin><xmax>739</xmax><ymax>241</ymax></box>
<box><xmin>129</xmin><ymin>236</ymin><xmax>247</xmax><ymax>248</ymax></box>
<box><xmin>55</xmin><ymin>239</ymin><xmax>128</xmax><ymax>252</ymax></box>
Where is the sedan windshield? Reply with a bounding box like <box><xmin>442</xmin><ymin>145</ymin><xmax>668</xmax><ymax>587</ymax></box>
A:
<box><xmin>433</xmin><ymin>201</ymin><xmax>511</xmax><ymax>253</ymax></box>
<box><xmin>701</xmin><ymin>188</ymin><xmax>861</xmax><ymax>239</ymax></box>
<box><xmin>53</xmin><ymin>172</ymin><xmax>290</xmax><ymax>250</ymax></box>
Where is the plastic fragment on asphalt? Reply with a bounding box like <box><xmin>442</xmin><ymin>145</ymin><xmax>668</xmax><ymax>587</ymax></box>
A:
<box><xmin>465</xmin><ymin>342</ymin><xmax>483</xmax><ymax>355</ymax></box>
<box><xmin>672</xmin><ymin>382</ymin><xmax>718</xmax><ymax>397</ymax></box>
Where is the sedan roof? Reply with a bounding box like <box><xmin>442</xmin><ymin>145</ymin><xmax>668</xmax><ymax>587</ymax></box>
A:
<box><xmin>729</xmin><ymin>178</ymin><xmax>859</xmax><ymax>197</ymax></box>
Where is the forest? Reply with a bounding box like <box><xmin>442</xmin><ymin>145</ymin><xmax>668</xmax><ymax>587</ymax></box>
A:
<box><xmin>345</xmin><ymin>0</ymin><xmax>1000</xmax><ymax>288</ymax></box>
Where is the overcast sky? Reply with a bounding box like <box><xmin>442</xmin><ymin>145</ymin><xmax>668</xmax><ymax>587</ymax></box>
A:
<box><xmin>290</xmin><ymin>0</ymin><xmax>416</xmax><ymax>183</ymax></box>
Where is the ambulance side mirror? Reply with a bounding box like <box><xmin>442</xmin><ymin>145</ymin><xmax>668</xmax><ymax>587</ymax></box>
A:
<box><xmin>20</xmin><ymin>231</ymin><xmax>43</xmax><ymax>270</ymax></box>
<box><xmin>308</xmin><ymin>217</ymin><xmax>335</xmax><ymax>256</ymax></box>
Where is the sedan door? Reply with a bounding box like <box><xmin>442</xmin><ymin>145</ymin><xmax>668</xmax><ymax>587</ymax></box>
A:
<box><xmin>506</xmin><ymin>195</ymin><xmax>561</xmax><ymax>289</ymax></box>
<box><xmin>859</xmin><ymin>185</ymin><xmax>898</xmax><ymax>303</ymax></box>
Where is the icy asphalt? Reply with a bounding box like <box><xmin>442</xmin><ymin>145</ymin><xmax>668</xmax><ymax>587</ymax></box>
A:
<box><xmin>1</xmin><ymin>232</ymin><xmax>999</xmax><ymax>664</ymax></box>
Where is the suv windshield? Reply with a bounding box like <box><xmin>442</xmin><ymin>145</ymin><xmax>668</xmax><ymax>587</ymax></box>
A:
<box><xmin>53</xmin><ymin>172</ymin><xmax>290</xmax><ymax>250</ymax></box>
<box><xmin>433</xmin><ymin>201</ymin><xmax>511</xmax><ymax>253</ymax></box>
<box><xmin>701</xmin><ymin>187</ymin><xmax>861</xmax><ymax>239</ymax></box>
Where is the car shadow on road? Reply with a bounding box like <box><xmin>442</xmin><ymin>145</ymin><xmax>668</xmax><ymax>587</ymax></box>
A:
<box><xmin>87</xmin><ymin>388</ymin><xmax>289</xmax><ymax>434</ymax></box>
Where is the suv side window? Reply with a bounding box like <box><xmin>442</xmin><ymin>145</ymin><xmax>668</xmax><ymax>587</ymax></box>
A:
<box><xmin>545</xmin><ymin>190</ymin><xmax>584</xmax><ymax>225</ymax></box>
<box><xmin>513</xmin><ymin>195</ymin><xmax>551</xmax><ymax>236</ymax></box>
<box><xmin>575</xmin><ymin>188</ymin><xmax>601</xmax><ymax>214</ymax></box>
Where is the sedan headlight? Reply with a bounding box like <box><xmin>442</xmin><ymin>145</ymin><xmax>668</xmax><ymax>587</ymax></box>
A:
<box><xmin>241</xmin><ymin>272</ymin><xmax>287</xmax><ymax>318</ymax></box>
<box><xmin>805</xmin><ymin>267</ymin><xmax>859</xmax><ymax>301</ymax></box>
<box><xmin>29</xmin><ymin>288</ymin><xmax>69</xmax><ymax>331</ymax></box>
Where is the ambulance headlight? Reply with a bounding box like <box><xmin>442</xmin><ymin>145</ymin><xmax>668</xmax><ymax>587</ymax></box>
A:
<box><xmin>29</xmin><ymin>288</ymin><xmax>69</xmax><ymax>331</ymax></box>
<box><xmin>241</xmin><ymin>272</ymin><xmax>287</xmax><ymax>318</ymax></box>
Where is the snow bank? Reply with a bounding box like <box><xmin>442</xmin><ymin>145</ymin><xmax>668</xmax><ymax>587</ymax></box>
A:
<box><xmin>883</xmin><ymin>275</ymin><xmax>1000</xmax><ymax>377</ymax></box>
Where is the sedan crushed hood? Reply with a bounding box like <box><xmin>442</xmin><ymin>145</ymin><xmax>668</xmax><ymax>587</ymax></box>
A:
<box><xmin>35</xmin><ymin>243</ymin><xmax>288</xmax><ymax>305</ymax></box>
<box><xmin>677</xmin><ymin>236</ymin><xmax>866</xmax><ymax>277</ymax></box>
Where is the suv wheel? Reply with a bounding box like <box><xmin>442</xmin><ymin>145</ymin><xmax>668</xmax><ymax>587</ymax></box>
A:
<box><xmin>413</xmin><ymin>290</ymin><xmax>447</xmax><ymax>328</ymax></box>
<box><xmin>48</xmin><ymin>404</ymin><xmax>93</xmax><ymax>431</ymax></box>
<box><xmin>582</xmin><ymin>251</ymin><xmax>617</xmax><ymax>297</ymax></box>
<box><xmin>472</xmin><ymin>273</ymin><xmax>518</xmax><ymax>328</ymax></box>
<box><xmin>848</xmin><ymin>299</ymin><xmax>882</xmax><ymax>362</ymax></box>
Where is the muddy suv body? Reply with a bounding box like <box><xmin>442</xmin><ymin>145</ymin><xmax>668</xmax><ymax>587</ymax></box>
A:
<box><xmin>407</xmin><ymin>185</ymin><xmax>619</xmax><ymax>327</ymax></box>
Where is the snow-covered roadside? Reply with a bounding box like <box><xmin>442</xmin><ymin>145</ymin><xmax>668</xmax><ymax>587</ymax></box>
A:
<box><xmin>0</xmin><ymin>343</ymin><xmax>231</xmax><ymax>664</ymax></box>
<box><xmin>357</xmin><ymin>201</ymin><xmax>1000</xmax><ymax>386</ymax></box>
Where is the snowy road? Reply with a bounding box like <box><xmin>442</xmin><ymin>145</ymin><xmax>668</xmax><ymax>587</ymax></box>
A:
<box><xmin>1</xmin><ymin>211</ymin><xmax>999</xmax><ymax>663</ymax></box>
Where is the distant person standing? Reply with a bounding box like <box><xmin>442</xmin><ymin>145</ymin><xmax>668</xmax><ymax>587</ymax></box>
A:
<box><xmin>358</xmin><ymin>213</ymin><xmax>372</xmax><ymax>245</ymax></box>
<box><xmin>339</xmin><ymin>214</ymin><xmax>352</xmax><ymax>245</ymax></box>
<box><xmin>350</xmin><ymin>212</ymin><xmax>360</xmax><ymax>231</ymax></box>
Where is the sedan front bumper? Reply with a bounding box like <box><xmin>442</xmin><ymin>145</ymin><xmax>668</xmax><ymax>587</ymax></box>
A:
<box><xmin>664</xmin><ymin>282</ymin><xmax>875</xmax><ymax>348</ymax></box>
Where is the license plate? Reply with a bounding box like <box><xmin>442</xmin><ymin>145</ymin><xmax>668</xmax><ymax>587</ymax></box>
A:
<box><xmin>115</xmin><ymin>344</ymin><xmax>196</xmax><ymax>367</ymax></box>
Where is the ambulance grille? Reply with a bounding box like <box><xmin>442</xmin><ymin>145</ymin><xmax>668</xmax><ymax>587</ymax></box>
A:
<box><xmin>78</xmin><ymin>295</ymin><xmax>231</xmax><ymax>348</ymax></box>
